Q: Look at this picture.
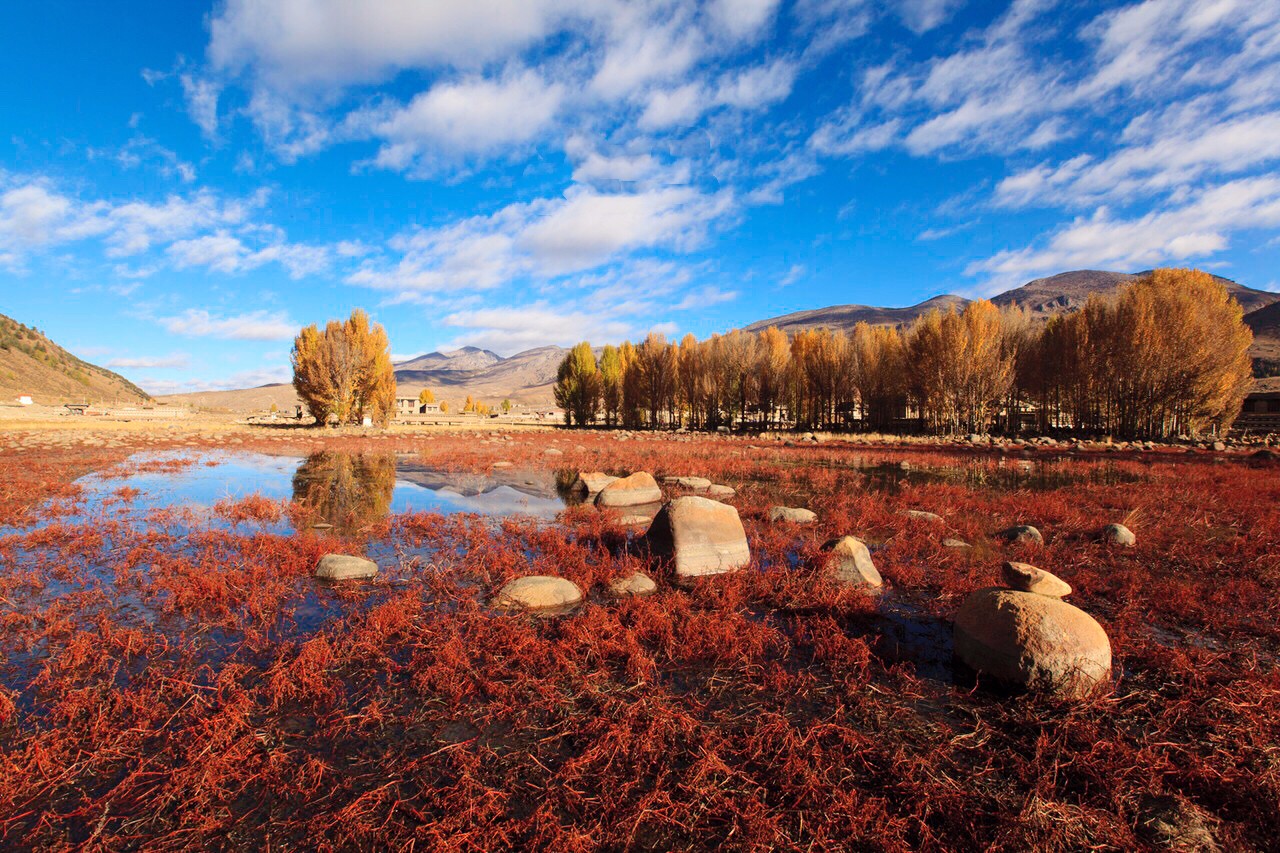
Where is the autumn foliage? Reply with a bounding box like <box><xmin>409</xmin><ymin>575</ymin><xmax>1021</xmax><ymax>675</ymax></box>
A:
<box><xmin>291</xmin><ymin>309</ymin><xmax>396</xmax><ymax>426</ymax></box>
<box><xmin>555</xmin><ymin>268</ymin><xmax>1253</xmax><ymax>438</ymax></box>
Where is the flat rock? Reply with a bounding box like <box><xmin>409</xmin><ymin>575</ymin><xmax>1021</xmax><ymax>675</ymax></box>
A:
<box><xmin>1102</xmin><ymin>523</ymin><xmax>1136</xmax><ymax>547</ymax></box>
<box><xmin>573</xmin><ymin>471</ymin><xmax>618</xmax><ymax>495</ymax></box>
<box><xmin>1001</xmin><ymin>561</ymin><xmax>1071</xmax><ymax>597</ymax></box>
<box><xmin>663</xmin><ymin>476</ymin><xmax>712</xmax><ymax>491</ymax></box>
<box><xmin>596</xmin><ymin>472</ymin><xmax>663</xmax><ymax>507</ymax></box>
<box><xmin>954</xmin><ymin>587</ymin><xmax>1112</xmax><ymax>698</ymax></box>
<box><xmin>705</xmin><ymin>484</ymin><xmax>736</xmax><ymax>498</ymax></box>
<box><xmin>647</xmin><ymin>496</ymin><xmax>750</xmax><ymax>578</ymax></box>
<box><xmin>315</xmin><ymin>554</ymin><xmax>378</xmax><ymax>581</ymax></box>
<box><xmin>903</xmin><ymin>509</ymin><xmax>944</xmax><ymax>523</ymax></box>
<box><xmin>942</xmin><ymin>538</ymin><xmax>970</xmax><ymax>549</ymax></box>
<box><xmin>1000</xmin><ymin>524</ymin><xmax>1044</xmax><ymax>545</ymax></box>
<box><xmin>608</xmin><ymin>571</ymin><xmax>657</xmax><ymax>597</ymax></box>
<box><xmin>493</xmin><ymin>576</ymin><xmax>583</xmax><ymax>613</ymax></box>
<box><xmin>769</xmin><ymin>506</ymin><xmax>817</xmax><ymax>524</ymax></box>
<box><xmin>822</xmin><ymin>536</ymin><xmax>883</xmax><ymax>589</ymax></box>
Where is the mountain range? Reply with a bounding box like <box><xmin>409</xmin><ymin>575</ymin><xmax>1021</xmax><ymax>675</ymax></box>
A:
<box><xmin>14</xmin><ymin>270</ymin><xmax>1275</xmax><ymax>412</ymax></box>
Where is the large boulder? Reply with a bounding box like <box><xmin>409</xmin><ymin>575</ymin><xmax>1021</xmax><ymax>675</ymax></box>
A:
<box><xmin>493</xmin><ymin>576</ymin><xmax>583</xmax><ymax>614</ymax></box>
<box><xmin>822</xmin><ymin>536</ymin><xmax>883</xmax><ymax>590</ymax></box>
<box><xmin>315</xmin><ymin>554</ymin><xmax>378</xmax><ymax>580</ymax></box>
<box><xmin>596</xmin><ymin>472</ymin><xmax>663</xmax><ymax>507</ymax></box>
<box><xmin>1102</xmin><ymin>523</ymin><xmax>1136</xmax><ymax>547</ymax></box>
<box><xmin>769</xmin><ymin>506</ymin><xmax>817</xmax><ymax>524</ymax></box>
<box><xmin>647</xmin><ymin>496</ymin><xmax>751</xmax><ymax>578</ymax></box>
<box><xmin>954</xmin><ymin>588</ymin><xmax>1111</xmax><ymax>697</ymax></box>
<box><xmin>573</xmin><ymin>471</ymin><xmax>618</xmax><ymax>496</ymax></box>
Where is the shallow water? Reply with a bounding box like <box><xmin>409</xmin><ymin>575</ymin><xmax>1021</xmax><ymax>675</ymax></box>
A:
<box><xmin>44</xmin><ymin>449</ymin><xmax>576</xmax><ymax>533</ymax></box>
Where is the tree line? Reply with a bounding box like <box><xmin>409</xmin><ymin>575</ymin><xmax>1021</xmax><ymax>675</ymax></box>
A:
<box><xmin>554</xmin><ymin>268</ymin><xmax>1254</xmax><ymax>439</ymax></box>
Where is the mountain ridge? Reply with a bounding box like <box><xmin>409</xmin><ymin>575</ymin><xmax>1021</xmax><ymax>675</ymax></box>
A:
<box><xmin>0</xmin><ymin>313</ymin><xmax>150</xmax><ymax>406</ymax></box>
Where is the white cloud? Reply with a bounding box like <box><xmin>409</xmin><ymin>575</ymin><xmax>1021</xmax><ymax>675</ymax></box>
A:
<box><xmin>371</xmin><ymin>69</ymin><xmax>565</xmax><ymax>167</ymax></box>
<box><xmin>167</xmin><ymin>232</ymin><xmax>332</xmax><ymax>278</ymax></box>
<box><xmin>141</xmin><ymin>364</ymin><xmax>293</xmax><ymax>396</ymax></box>
<box><xmin>639</xmin><ymin>84</ymin><xmax>708</xmax><ymax>130</ymax></box>
<box><xmin>350</xmin><ymin>184</ymin><xmax>732</xmax><ymax>294</ymax></box>
<box><xmin>160</xmin><ymin>309</ymin><xmax>298</xmax><ymax>341</ymax></box>
<box><xmin>706</xmin><ymin>0</ymin><xmax>781</xmax><ymax>41</ymax></box>
<box><xmin>181</xmin><ymin>74</ymin><xmax>221</xmax><ymax>137</ymax></box>
<box><xmin>440</xmin><ymin>303</ymin><xmax>654</xmax><ymax>354</ymax></box>
<box><xmin>107</xmin><ymin>353</ymin><xmax>191</xmax><ymax>370</ymax></box>
<box><xmin>895</xmin><ymin>0</ymin><xmax>965</xmax><ymax>34</ymax></box>
<box><xmin>971</xmin><ymin>177</ymin><xmax>1280</xmax><ymax>289</ymax></box>
<box><xmin>208</xmin><ymin>0</ymin><xmax>579</xmax><ymax>92</ymax></box>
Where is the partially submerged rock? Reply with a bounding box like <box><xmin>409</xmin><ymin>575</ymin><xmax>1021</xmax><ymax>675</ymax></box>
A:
<box><xmin>769</xmin><ymin>506</ymin><xmax>817</xmax><ymax>524</ymax></box>
<box><xmin>1102</xmin><ymin>523</ymin><xmax>1136</xmax><ymax>547</ymax></box>
<box><xmin>493</xmin><ymin>575</ymin><xmax>583</xmax><ymax>614</ymax></box>
<box><xmin>573</xmin><ymin>471</ymin><xmax>618</xmax><ymax>496</ymax></box>
<box><xmin>954</xmin><ymin>587</ymin><xmax>1111</xmax><ymax>697</ymax></box>
<box><xmin>1001</xmin><ymin>561</ymin><xmax>1071</xmax><ymax>597</ymax></box>
<box><xmin>596</xmin><ymin>472</ymin><xmax>663</xmax><ymax>507</ymax></box>
<box><xmin>1000</xmin><ymin>524</ymin><xmax>1044</xmax><ymax>546</ymax></box>
<box><xmin>822</xmin><ymin>536</ymin><xmax>883</xmax><ymax>590</ymax></box>
<box><xmin>647</xmin><ymin>496</ymin><xmax>750</xmax><ymax>578</ymax></box>
<box><xmin>608</xmin><ymin>571</ymin><xmax>657</xmax><ymax>597</ymax></box>
<box><xmin>315</xmin><ymin>554</ymin><xmax>378</xmax><ymax>581</ymax></box>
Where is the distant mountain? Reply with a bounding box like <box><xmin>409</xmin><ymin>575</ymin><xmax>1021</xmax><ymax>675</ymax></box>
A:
<box><xmin>0</xmin><ymin>313</ymin><xmax>149</xmax><ymax>405</ymax></box>
<box><xmin>395</xmin><ymin>346</ymin><xmax>503</xmax><ymax>372</ymax></box>
<box><xmin>1245</xmin><ymin>300</ymin><xmax>1280</xmax><ymax>366</ymax></box>
<box><xmin>990</xmin><ymin>269</ymin><xmax>1276</xmax><ymax>317</ymax></box>
<box><xmin>742</xmin><ymin>294</ymin><xmax>968</xmax><ymax>335</ymax></box>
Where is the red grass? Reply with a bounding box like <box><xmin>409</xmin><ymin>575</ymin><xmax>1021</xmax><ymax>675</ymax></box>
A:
<box><xmin>0</xmin><ymin>427</ymin><xmax>1276</xmax><ymax>848</ymax></box>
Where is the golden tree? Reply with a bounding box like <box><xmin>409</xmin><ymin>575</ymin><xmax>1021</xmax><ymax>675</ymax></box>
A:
<box><xmin>291</xmin><ymin>309</ymin><xmax>395</xmax><ymax>426</ymax></box>
<box><xmin>553</xmin><ymin>341</ymin><xmax>601</xmax><ymax>426</ymax></box>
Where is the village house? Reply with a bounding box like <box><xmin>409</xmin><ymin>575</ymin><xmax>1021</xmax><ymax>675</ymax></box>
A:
<box><xmin>395</xmin><ymin>396</ymin><xmax>441</xmax><ymax>416</ymax></box>
<box><xmin>1237</xmin><ymin>390</ymin><xmax>1280</xmax><ymax>433</ymax></box>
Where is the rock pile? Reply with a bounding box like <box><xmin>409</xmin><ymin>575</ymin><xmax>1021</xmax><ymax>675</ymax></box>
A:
<box><xmin>954</xmin><ymin>561</ymin><xmax>1111</xmax><ymax>697</ymax></box>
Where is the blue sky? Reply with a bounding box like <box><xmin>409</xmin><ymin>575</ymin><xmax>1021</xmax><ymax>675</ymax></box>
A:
<box><xmin>2</xmin><ymin>0</ymin><xmax>1279</xmax><ymax>394</ymax></box>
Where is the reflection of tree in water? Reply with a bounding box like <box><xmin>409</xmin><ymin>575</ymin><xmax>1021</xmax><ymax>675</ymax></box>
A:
<box><xmin>292</xmin><ymin>451</ymin><xmax>396</xmax><ymax>533</ymax></box>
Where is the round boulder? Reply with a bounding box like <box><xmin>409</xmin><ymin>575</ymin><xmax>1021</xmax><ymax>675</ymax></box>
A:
<box><xmin>647</xmin><ymin>496</ymin><xmax>751</xmax><ymax>579</ymax></box>
<box><xmin>1102</xmin><ymin>523</ymin><xmax>1136</xmax><ymax>547</ymax></box>
<box><xmin>1001</xmin><ymin>561</ymin><xmax>1071</xmax><ymax>597</ymax></box>
<box><xmin>596</xmin><ymin>472</ymin><xmax>663</xmax><ymax>507</ymax></box>
<box><xmin>822</xmin><ymin>536</ymin><xmax>883</xmax><ymax>590</ymax></box>
<box><xmin>315</xmin><ymin>554</ymin><xmax>378</xmax><ymax>581</ymax></box>
<box><xmin>1000</xmin><ymin>524</ymin><xmax>1044</xmax><ymax>546</ymax></box>
<box><xmin>493</xmin><ymin>576</ymin><xmax>583</xmax><ymax>614</ymax></box>
<box><xmin>954</xmin><ymin>587</ymin><xmax>1111</xmax><ymax>697</ymax></box>
<box><xmin>769</xmin><ymin>506</ymin><xmax>817</xmax><ymax>524</ymax></box>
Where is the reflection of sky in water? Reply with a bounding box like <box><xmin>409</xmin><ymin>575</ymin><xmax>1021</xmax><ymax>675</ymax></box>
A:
<box><xmin>65</xmin><ymin>451</ymin><xmax>567</xmax><ymax>528</ymax></box>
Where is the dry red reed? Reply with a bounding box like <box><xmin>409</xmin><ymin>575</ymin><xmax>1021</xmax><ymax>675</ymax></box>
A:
<box><xmin>0</xmin><ymin>427</ymin><xmax>1276</xmax><ymax>850</ymax></box>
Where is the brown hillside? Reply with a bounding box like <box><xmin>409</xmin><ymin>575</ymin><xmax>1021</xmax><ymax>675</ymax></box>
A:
<box><xmin>742</xmin><ymin>294</ymin><xmax>968</xmax><ymax>335</ymax></box>
<box><xmin>0</xmin><ymin>313</ymin><xmax>149</xmax><ymax>406</ymax></box>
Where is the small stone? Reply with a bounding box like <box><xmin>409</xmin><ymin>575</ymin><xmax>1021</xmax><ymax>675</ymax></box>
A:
<box><xmin>1001</xmin><ymin>561</ymin><xmax>1071</xmax><ymax>597</ymax></box>
<box><xmin>769</xmin><ymin>506</ymin><xmax>817</xmax><ymax>524</ymax></box>
<box><xmin>705</xmin><ymin>484</ymin><xmax>736</xmax><ymax>498</ymax></box>
<box><xmin>903</xmin><ymin>509</ymin><xmax>944</xmax><ymax>523</ymax></box>
<box><xmin>493</xmin><ymin>576</ymin><xmax>582</xmax><ymax>613</ymax></box>
<box><xmin>1102</xmin><ymin>523</ymin><xmax>1136</xmax><ymax>547</ymax></box>
<box><xmin>1001</xmin><ymin>524</ymin><xmax>1044</xmax><ymax>546</ymax></box>
<box><xmin>942</xmin><ymin>538</ymin><xmax>970</xmax><ymax>549</ymax></box>
<box><xmin>671</xmin><ymin>476</ymin><xmax>712</xmax><ymax>491</ymax></box>
<box><xmin>491</xmin><ymin>461</ymin><xmax>514</xmax><ymax>469</ymax></box>
<box><xmin>608</xmin><ymin>571</ymin><xmax>657</xmax><ymax>597</ymax></box>
<box><xmin>596</xmin><ymin>472</ymin><xmax>663</xmax><ymax>507</ymax></box>
<box><xmin>315</xmin><ymin>554</ymin><xmax>378</xmax><ymax>580</ymax></box>
<box><xmin>544</xmin><ymin>448</ymin><xmax>564</xmax><ymax>456</ymax></box>
<box><xmin>1212</xmin><ymin>441</ymin><xmax>1226</xmax><ymax>452</ymax></box>
<box><xmin>822</xmin><ymin>536</ymin><xmax>883</xmax><ymax>589</ymax></box>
